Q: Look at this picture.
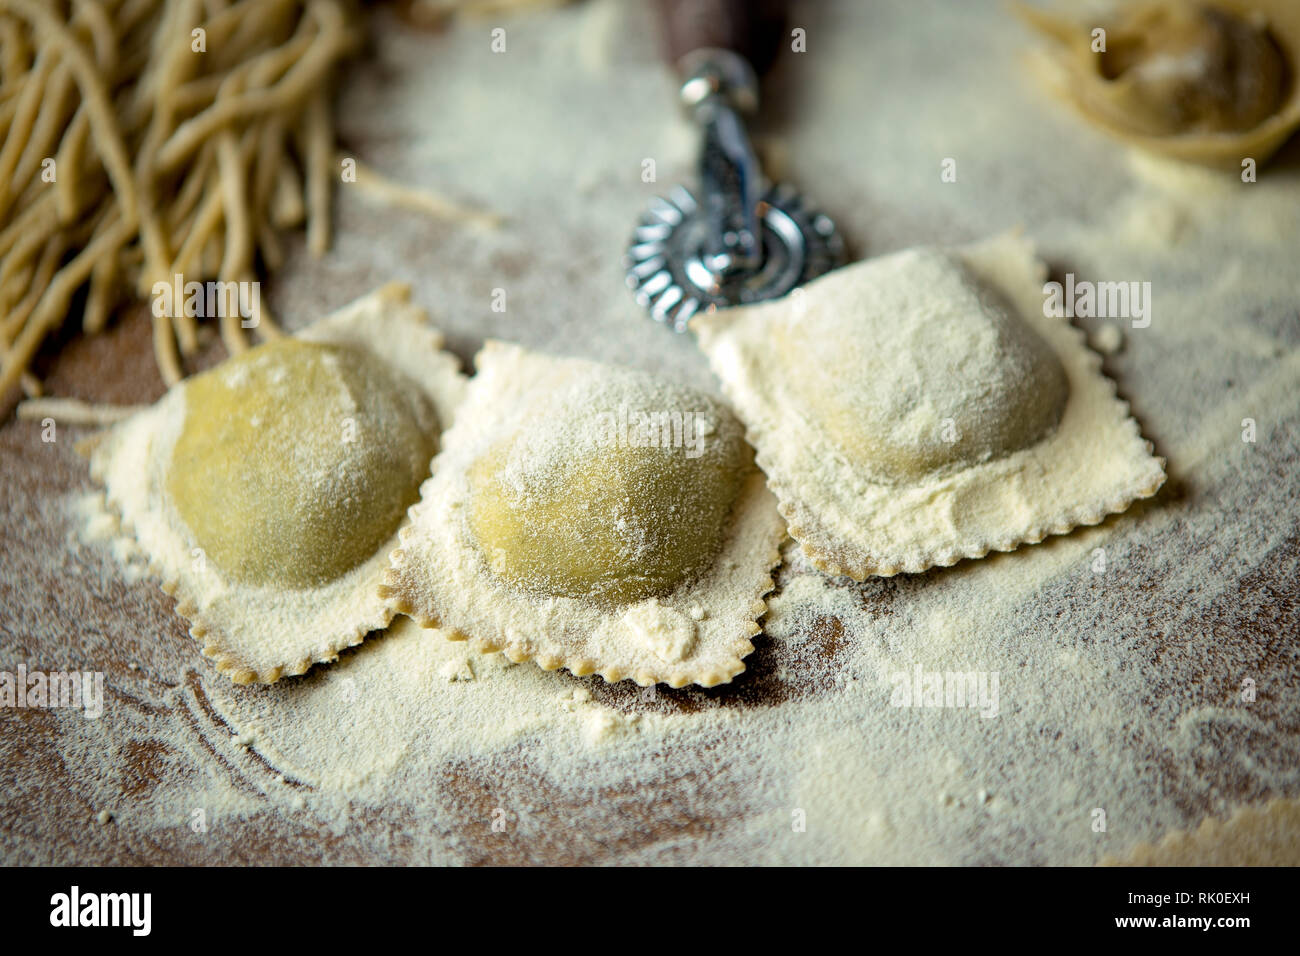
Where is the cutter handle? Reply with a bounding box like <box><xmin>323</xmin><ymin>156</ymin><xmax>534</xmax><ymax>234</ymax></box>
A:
<box><xmin>654</xmin><ymin>0</ymin><xmax>789</xmax><ymax>76</ymax></box>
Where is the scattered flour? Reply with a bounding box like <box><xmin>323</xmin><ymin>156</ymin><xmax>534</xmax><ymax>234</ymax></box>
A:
<box><xmin>13</xmin><ymin>0</ymin><xmax>1300</xmax><ymax>865</ymax></box>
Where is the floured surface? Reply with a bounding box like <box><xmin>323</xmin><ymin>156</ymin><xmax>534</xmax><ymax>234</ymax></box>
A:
<box><xmin>694</xmin><ymin>234</ymin><xmax>1165</xmax><ymax>577</ymax></box>
<box><xmin>2</xmin><ymin>0</ymin><xmax>1299</xmax><ymax>865</ymax></box>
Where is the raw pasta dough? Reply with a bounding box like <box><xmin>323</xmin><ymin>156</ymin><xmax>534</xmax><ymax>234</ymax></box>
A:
<box><xmin>1102</xmin><ymin>797</ymin><xmax>1300</xmax><ymax>866</ymax></box>
<box><xmin>381</xmin><ymin>342</ymin><xmax>787</xmax><ymax>688</ymax></box>
<box><xmin>1019</xmin><ymin>0</ymin><xmax>1300</xmax><ymax>169</ymax></box>
<box><xmin>692</xmin><ymin>233</ymin><xmax>1166</xmax><ymax>579</ymax></box>
<box><xmin>86</xmin><ymin>284</ymin><xmax>465</xmax><ymax>683</ymax></box>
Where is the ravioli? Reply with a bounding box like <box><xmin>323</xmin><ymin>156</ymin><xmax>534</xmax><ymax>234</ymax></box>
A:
<box><xmin>1019</xmin><ymin>0</ymin><xmax>1300</xmax><ymax>169</ymax></box>
<box><xmin>692</xmin><ymin>234</ymin><xmax>1166</xmax><ymax>579</ymax></box>
<box><xmin>168</xmin><ymin>340</ymin><xmax>435</xmax><ymax>589</ymax></box>
<box><xmin>381</xmin><ymin>342</ymin><xmax>787</xmax><ymax>688</ymax></box>
<box><xmin>86</xmin><ymin>284</ymin><xmax>465</xmax><ymax>683</ymax></box>
<box><xmin>774</xmin><ymin>252</ymin><xmax>1070</xmax><ymax>486</ymax></box>
<box><xmin>466</xmin><ymin>409</ymin><xmax>745</xmax><ymax>603</ymax></box>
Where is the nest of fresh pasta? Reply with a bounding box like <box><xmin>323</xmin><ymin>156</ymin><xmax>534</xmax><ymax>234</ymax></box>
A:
<box><xmin>0</xmin><ymin>0</ymin><xmax>358</xmax><ymax>399</ymax></box>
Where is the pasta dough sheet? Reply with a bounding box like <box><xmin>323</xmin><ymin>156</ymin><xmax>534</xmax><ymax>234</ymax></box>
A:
<box><xmin>693</xmin><ymin>233</ymin><xmax>1166</xmax><ymax>578</ymax></box>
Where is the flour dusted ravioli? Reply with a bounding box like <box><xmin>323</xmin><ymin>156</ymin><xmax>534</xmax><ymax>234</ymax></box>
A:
<box><xmin>381</xmin><ymin>342</ymin><xmax>787</xmax><ymax>688</ymax></box>
<box><xmin>86</xmin><ymin>284</ymin><xmax>465</xmax><ymax>683</ymax></box>
<box><xmin>692</xmin><ymin>234</ymin><xmax>1166</xmax><ymax>579</ymax></box>
<box><xmin>1019</xmin><ymin>0</ymin><xmax>1300</xmax><ymax>169</ymax></box>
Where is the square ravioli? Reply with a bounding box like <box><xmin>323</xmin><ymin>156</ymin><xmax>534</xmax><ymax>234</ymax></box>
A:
<box><xmin>86</xmin><ymin>283</ymin><xmax>465</xmax><ymax>683</ymax></box>
<box><xmin>380</xmin><ymin>342</ymin><xmax>787</xmax><ymax>688</ymax></box>
<box><xmin>1017</xmin><ymin>0</ymin><xmax>1300</xmax><ymax>171</ymax></box>
<box><xmin>692</xmin><ymin>233</ymin><xmax>1166</xmax><ymax>578</ymax></box>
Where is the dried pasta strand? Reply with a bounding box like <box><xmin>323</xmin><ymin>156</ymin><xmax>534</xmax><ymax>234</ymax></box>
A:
<box><xmin>256</xmin><ymin>216</ymin><xmax>283</xmax><ymax>271</ymax></box>
<box><xmin>172</xmin><ymin>298</ymin><xmax>201</xmax><ymax>356</ymax></box>
<box><xmin>70</xmin><ymin>0</ymin><xmax>116</xmax><ymax>75</ymax></box>
<box><xmin>16</xmin><ymin>396</ymin><xmax>145</xmax><ymax>425</ymax></box>
<box><xmin>152</xmin><ymin>309</ymin><xmax>183</xmax><ymax>386</ymax></box>
<box><xmin>13</xmin><ymin>61</ymin><xmax>75</xmax><ymax>195</ymax></box>
<box><xmin>83</xmin><ymin>254</ymin><xmax>117</xmax><ymax>334</ymax></box>
<box><xmin>2</xmin><ymin>235</ymin><xmax>65</xmax><ymax>341</ymax></box>
<box><xmin>254</xmin><ymin>301</ymin><xmax>283</xmax><ymax>340</ymax></box>
<box><xmin>302</xmin><ymin>87</ymin><xmax>332</xmax><ymax>257</ymax></box>
<box><xmin>219</xmin><ymin>303</ymin><xmax>248</xmax><ymax>355</ymax></box>
<box><xmin>167</xmin><ymin>141</ymin><xmax>217</xmax><ymax>232</ymax></box>
<box><xmin>170</xmin><ymin>180</ymin><xmax>225</xmax><ymax>278</ymax></box>
<box><xmin>270</xmin><ymin>157</ymin><xmax>305</xmax><ymax>228</ymax></box>
<box><xmin>0</xmin><ymin>219</ymin><xmax>54</xmax><ymax>295</ymax></box>
<box><xmin>216</xmin><ymin>128</ymin><xmax>253</xmax><ymax>279</ymax></box>
<box><xmin>0</xmin><ymin>189</ymin><xmax>57</xmax><ymax>257</ymax></box>
<box><xmin>53</xmin><ymin>107</ymin><xmax>91</xmax><ymax>223</ymax></box>
<box><xmin>0</xmin><ymin>16</ymin><xmax>29</xmax><ymax>83</ymax></box>
<box><xmin>0</xmin><ymin>52</ymin><xmax>51</xmax><ymax>220</ymax></box>
<box><xmin>1</xmin><ymin>216</ymin><xmax>134</xmax><ymax>396</ymax></box>
<box><xmin>349</xmin><ymin>155</ymin><xmax>504</xmax><ymax>229</ymax></box>
<box><xmin>132</xmin><ymin>0</ymin><xmax>204</xmax><ymax>299</ymax></box>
